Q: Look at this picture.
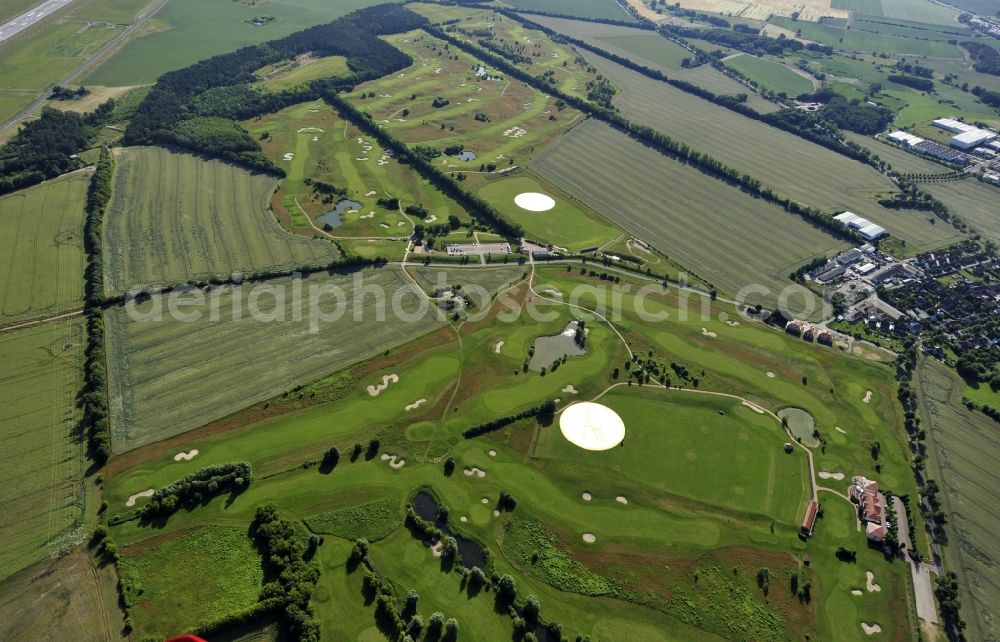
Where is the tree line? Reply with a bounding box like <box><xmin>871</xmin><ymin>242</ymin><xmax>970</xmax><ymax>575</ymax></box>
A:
<box><xmin>124</xmin><ymin>4</ymin><xmax>429</xmax><ymax>173</ymax></box>
<box><xmin>463</xmin><ymin>399</ymin><xmax>557</xmax><ymax>438</ymax></box>
<box><xmin>140</xmin><ymin>462</ymin><xmax>253</xmax><ymax>519</ymax></box>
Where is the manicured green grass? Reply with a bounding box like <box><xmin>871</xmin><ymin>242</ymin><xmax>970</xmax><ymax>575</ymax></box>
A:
<box><xmin>120</xmin><ymin>525</ymin><xmax>264</xmax><ymax>639</ymax></box>
<box><xmin>918</xmin><ymin>357</ymin><xmax>1000</xmax><ymax>642</ymax></box>
<box><xmin>83</xmin><ymin>0</ymin><xmax>387</xmax><ymax>86</ymax></box>
<box><xmin>102</xmin><ymin>146</ymin><xmax>341</xmax><ymax>294</ymax></box>
<box><xmin>531</xmin><ymin>120</ymin><xmax>848</xmax><ymax>311</ymax></box>
<box><xmin>0</xmin><ymin>172</ymin><xmax>88</xmax><ymax>324</ymax></box>
<box><xmin>0</xmin><ymin>319</ymin><xmax>86</xmax><ymax>582</ymax></box>
<box><xmin>577</xmin><ymin>50</ymin><xmax>960</xmax><ymax>252</ymax></box>
<box><xmin>503</xmin><ymin>0</ymin><xmax>635</xmax><ymax>22</ymax></box>
<box><xmin>244</xmin><ymin>100</ymin><xmax>471</xmax><ymax>239</ymax></box>
<box><xmin>477</xmin><ymin>174</ymin><xmax>620</xmax><ymax>251</ymax></box>
<box><xmin>724</xmin><ymin>55</ymin><xmax>814</xmax><ymax>97</ymax></box>
<box><xmin>104</xmin><ymin>267</ymin><xmax>446</xmax><ymax>451</ymax></box>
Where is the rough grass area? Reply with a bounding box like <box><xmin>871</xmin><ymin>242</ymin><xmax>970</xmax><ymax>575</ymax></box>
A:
<box><xmin>252</xmin><ymin>54</ymin><xmax>350</xmax><ymax>93</ymax></box>
<box><xmin>120</xmin><ymin>525</ymin><xmax>263</xmax><ymax>639</ymax></box>
<box><xmin>0</xmin><ymin>319</ymin><xmax>86</xmax><ymax>581</ymax></box>
<box><xmin>305</xmin><ymin>498</ymin><xmax>402</xmax><ymax>541</ymax></box>
<box><xmin>405</xmin><ymin>264</ymin><xmax>526</xmax><ymax>297</ymax></box>
<box><xmin>102</xmin><ymin>146</ymin><xmax>341</xmax><ymax>294</ymax></box>
<box><xmin>104</xmin><ymin>267</ymin><xmax>445</xmax><ymax>451</ymax></box>
<box><xmin>724</xmin><ymin>55</ymin><xmax>814</xmax><ymax>97</ymax></box>
<box><xmin>918</xmin><ymin>357</ymin><xmax>1000</xmax><ymax>642</ymax></box>
<box><xmin>0</xmin><ymin>172</ymin><xmax>88</xmax><ymax>324</ymax></box>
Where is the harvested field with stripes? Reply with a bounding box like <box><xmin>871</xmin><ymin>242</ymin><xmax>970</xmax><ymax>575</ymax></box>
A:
<box><xmin>0</xmin><ymin>319</ymin><xmax>87</xmax><ymax>581</ymax></box>
<box><xmin>104</xmin><ymin>267</ymin><xmax>444</xmax><ymax>451</ymax></box>
<box><xmin>0</xmin><ymin>172</ymin><xmax>88</xmax><ymax>324</ymax></box>
<box><xmin>102</xmin><ymin>146</ymin><xmax>342</xmax><ymax>294</ymax></box>
<box><xmin>532</xmin><ymin>120</ymin><xmax>848</xmax><ymax>310</ymax></box>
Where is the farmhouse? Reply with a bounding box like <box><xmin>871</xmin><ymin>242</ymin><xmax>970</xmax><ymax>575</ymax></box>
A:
<box><xmin>816</xmin><ymin>330</ymin><xmax>833</xmax><ymax>346</ymax></box>
<box><xmin>849</xmin><ymin>476</ymin><xmax>889</xmax><ymax>543</ymax></box>
<box><xmin>785</xmin><ymin>320</ymin><xmax>802</xmax><ymax>337</ymax></box>
<box><xmin>801</xmin><ymin>499</ymin><xmax>819</xmax><ymax>537</ymax></box>
<box><xmin>834</xmin><ymin>212</ymin><xmax>886</xmax><ymax>241</ymax></box>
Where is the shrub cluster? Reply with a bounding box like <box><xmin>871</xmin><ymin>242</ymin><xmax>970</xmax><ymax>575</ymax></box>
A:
<box><xmin>463</xmin><ymin>399</ymin><xmax>556</xmax><ymax>438</ymax></box>
<box><xmin>141</xmin><ymin>462</ymin><xmax>253</xmax><ymax>518</ymax></box>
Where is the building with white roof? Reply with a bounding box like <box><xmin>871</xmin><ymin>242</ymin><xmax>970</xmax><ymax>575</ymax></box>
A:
<box><xmin>887</xmin><ymin>130</ymin><xmax>924</xmax><ymax>147</ymax></box>
<box><xmin>933</xmin><ymin>118</ymin><xmax>975</xmax><ymax>133</ymax></box>
<box><xmin>834</xmin><ymin>212</ymin><xmax>886</xmax><ymax>241</ymax></box>
<box><xmin>951</xmin><ymin>128</ymin><xmax>997</xmax><ymax>150</ymax></box>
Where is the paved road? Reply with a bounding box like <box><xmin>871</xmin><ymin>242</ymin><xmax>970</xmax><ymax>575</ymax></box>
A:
<box><xmin>894</xmin><ymin>495</ymin><xmax>940</xmax><ymax>624</ymax></box>
<box><xmin>0</xmin><ymin>0</ymin><xmax>74</xmax><ymax>44</ymax></box>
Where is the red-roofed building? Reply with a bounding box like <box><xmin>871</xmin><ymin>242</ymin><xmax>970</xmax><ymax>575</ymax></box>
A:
<box><xmin>801</xmin><ymin>499</ymin><xmax>819</xmax><ymax>537</ymax></box>
<box><xmin>849</xmin><ymin>476</ymin><xmax>888</xmax><ymax>543</ymax></box>
<box><xmin>786</xmin><ymin>320</ymin><xmax>802</xmax><ymax>336</ymax></box>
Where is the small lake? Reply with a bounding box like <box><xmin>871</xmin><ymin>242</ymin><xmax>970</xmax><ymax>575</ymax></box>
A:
<box><xmin>777</xmin><ymin>407</ymin><xmax>820</xmax><ymax>447</ymax></box>
<box><xmin>455</xmin><ymin>150</ymin><xmax>476</xmax><ymax>161</ymax></box>
<box><xmin>529</xmin><ymin>321</ymin><xmax>586</xmax><ymax>372</ymax></box>
<box><xmin>411</xmin><ymin>491</ymin><xmax>486</xmax><ymax>570</ymax></box>
<box><xmin>318</xmin><ymin>199</ymin><xmax>361</xmax><ymax>227</ymax></box>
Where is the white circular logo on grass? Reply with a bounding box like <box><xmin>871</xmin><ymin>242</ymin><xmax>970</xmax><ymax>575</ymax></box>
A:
<box><xmin>559</xmin><ymin>402</ymin><xmax>625</xmax><ymax>451</ymax></box>
<box><xmin>514</xmin><ymin>192</ymin><xmax>555</xmax><ymax>212</ymax></box>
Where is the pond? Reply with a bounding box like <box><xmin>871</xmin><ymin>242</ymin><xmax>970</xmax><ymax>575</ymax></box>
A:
<box><xmin>411</xmin><ymin>491</ymin><xmax>487</xmax><ymax>570</ymax></box>
<box><xmin>528</xmin><ymin>321</ymin><xmax>586</xmax><ymax>372</ymax></box>
<box><xmin>318</xmin><ymin>199</ymin><xmax>362</xmax><ymax>227</ymax></box>
<box><xmin>777</xmin><ymin>407</ymin><xmax>820</xmax><ymax>447</ymax></box>
<box><xmin>455</xmin><ymin>150</ymin><xmax>476</xmax><ymax>161</ymax></box>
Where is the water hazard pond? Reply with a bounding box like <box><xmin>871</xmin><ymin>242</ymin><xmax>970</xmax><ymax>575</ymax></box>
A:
<box><xmin>528</xmin><ymin>321</ymin><xmax>586</xmax><ymax>372</ymax></box>
<box><xmin>411</xmin><ymin>491</ymin><xmax>487</xmax><ymax>570</ymax></box>
<box><xmin>318</xmin><ymin>199</ymin><xmax>362</xmax><ymax>227</ymax></box>
<box><xmin>777</xmin><ymin>407</ymin><xmax>820</xmax><ymax>447</ymax></box>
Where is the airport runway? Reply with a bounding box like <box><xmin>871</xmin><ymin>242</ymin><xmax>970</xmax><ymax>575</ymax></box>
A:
<box><xmin>0</xmin><ymin>0</ymin><xmax>75</xmax><ymax>44</ymax></box>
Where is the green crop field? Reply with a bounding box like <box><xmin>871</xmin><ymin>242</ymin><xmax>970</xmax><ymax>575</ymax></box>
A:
<box><xmin>104</xmin><ymin>267</ymin><xmax>445</xmax><ymax>452</ymax></box>
<box><xmin>243</xmin><ymin>100</ymin><xmax>472</xmax><ymax>239</ymax></box>
<box><xmin>503</xmin><ymin>0</ymin><xmax>635</xmax><ymax>22</ymax></box>
<box><xmin>832</xmin><ymin>0</ymin><xmax>885</xmax><ymax>15</ymax></box>
<box><xmin>102</xmin><ymin>146</ymin><xmax>341</xmax><ymax>294</ymax></box>
<box><xmin>724</xmin><ymin>55</ymin><xmax>815</xmax><ymax>97</ymax></box>
<box><xmin>531</xmin><ymin>120</ymin><xmax>849</xmax><ymax>310</ymax></box>
<box><xmin>917</xmin><ymin>358</ymin><xmax>1000</xmax><ymax>642</ymax></box>
<box><xmin>579</xmin><ymin>50</ymin><xmax>960</xmax><ymax>251</ymax></box>
<box><xmin>597</xmin><ymin>34</ymin><xmax>691</xmax><ymax>70</ymax></box>
<box><xmin>877</xmin><ymin>0</ymin><xmax>960</xmax><ymax>25</ymax></box>
<box><xmin>120</xmin><ymin>525</ymin><xmax>264</xmax><ymax>639</ymax></box>
<box><xmin>83</xmin><ymin>0</ymin><xmax>387</xmax><ymax>87</ymax></box>
<box><xmin>0</xmin><ymin>320</ymin><xmax>87</xmax><ymax>582</ymax></box>
<box><xmin>0</xmin><ymin>172</ymin><xmax>88</xmax><ymax>324</ymax></box>
<box><xmin>477</xmin><ymin>174</ymin><xmax>620</xmax><ymax>251</ymax></box>
<box><xmin>770</xmin><ymin>16</ymin><xmax>963</xmax><ymax>57</ymax></box>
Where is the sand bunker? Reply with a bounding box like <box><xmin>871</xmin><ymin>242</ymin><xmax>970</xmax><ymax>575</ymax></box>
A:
<box><xmin>766</xmin><ymin>371</ymin><xmax>776</xmax><ymax>378</ymax></box>
<box><xmin>562</xmin><ymin>384</ymin><xmax>579</xmax><ymax>394</ymax></box>
<box><xmin>460</xmin><ymin>515</ymin><xmax>468</xmax><ymax>523</ymax></box>
<box><xmin>297</xmin><ymin>127</ymin><xmax>324</xmax><ymax>133</ymax></box>
<box><xmin>742</xmin><ymin>401</ymin><xmax>765</xmax><ymax>414</ymax></box>
<box><xmin>726</xmin><ymin>320</ymin><xmax>740</xmax><ymax>326</ymax></box>
<box><xmin>582</xmin><ymin>533</ymin><xmax>596</xmax><ymax>543</ymax></box>
<box><xmin>380</xmin><ymin>453</ymin><xmax>405</xmax><ymax>469</ymax></box>
<box><xmin>616</xmin><ymin>496</ymin><xmax>628</xmax><ymax>505</ymax></box>
<box><xmin>380</xmin><ymin>223</ymin><xmax>390</xmax><ymax>229</ymax></box>
<box><xmin>494</xmin><ymin>341</ymin><xmax>504</xmax><ymax>354</ymax></box>
<box><xmin>861</xmin><ymin>623</ymin><xmax>881</xmax><ymax>635</ymax></box>
<box><xmin>126</xmin><ymin>489</ymin><xmax>154</xmax><ymax>507</ymax></box>
<box><xmin>367</xmin><ymin>374</ymin><xmax>399</xmax><ymax>396</ymax></box>
<box><xmin>481</xmin><ymin>497</ymin><xmax>489</xmax><ymax>504</ymax></box>
<box><xmin>488</xmin><ymin>449</ymin><xmax>497</xmax><ymax>457</ymax></box>
<box><xmin>493</xmin><ymin>509</ymin><xmax>500</xmax><ymax>517</ymax></box>
<box><xmin>560</xmin><ymin>402</ymin><xmax>626</xmax><ymax>451</ymax></box>
<box><xmin>863</xmin><ymin>390</ymin><xmax>873</xmax><ymax>403</ymax></box>
<box><xmin>582</xmin><ymin>492</ymin><xmax>592</xmax><ymax>501</ymax></box>
<box><xmin>405</xmin><ymin>399</ymin><xmax>427</xmax><ymax>411</ymax></box>
<box><xmin>282</xmin><ymin>153</ymin><xmax>294</xmax><ymax>161</ymax></box>
<box><xmin>835</xmin><ymin>426</ymin><xmax>847</xmax><ymax>434</ymax></box>
<box><xmin>818</xmin><ymin>471</ymin><xmax>845</xmax><ymax>480</ymax></box>
<box><xmin>851</xmin><ymin>589</ymin><xmax>864</xmax><ymax>596</ymax></box>
<box><xmin>866</xmin><ymin>571</ymin><xmax>881</xmax><ymax>592</ymax></box>
<box><xmin>430</xmin><ymin>540</ymin><xmax>444</xmax><ymax>557</ymax></box>
<box><xmin>464</xmin><ymin>467</ymin><xmax>487</xmax><ymax>478</ymax></box>
<box><xmin>424</xmin><ymin>215</ymin><xmax>438</xmax><ymax>223</ymax></box>
<box><xmin>701</xmin><ymin>328</ymin><xmax>717</xmax><ymax>338</ymax></box>
<box><xmin>174</xmin><ymin>449</ymin><xmax>199</xmax><ymax>461</ymax></box>
<box><xmin>365</xmin><ymin>190</ymin><xmax>376</xmax><ymax>196</ymax></box>
<box><xmin>514</xmin><ymin>192</ymin><xmax>555</xmax><ymax>212</ymax></box>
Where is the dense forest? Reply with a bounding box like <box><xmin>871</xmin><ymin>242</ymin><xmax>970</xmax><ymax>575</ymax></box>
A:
<box><xmin>963</xmin><ymin>41</ymin><xmax>1000</xmax><ymax>77</ymax></box>
<box><xmin>124</xmin><ymin>3</ymin><xmax>428</xmax><ymax>173</ymax></box>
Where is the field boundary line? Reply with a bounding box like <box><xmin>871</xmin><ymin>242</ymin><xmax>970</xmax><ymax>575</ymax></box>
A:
<box><xmin>0</xmin><ymin>308</ymin><xmax>84</xmax><ymax>333</ymax></box>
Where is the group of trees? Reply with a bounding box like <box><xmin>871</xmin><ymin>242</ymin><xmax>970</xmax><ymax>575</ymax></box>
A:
<box><xmin>140</xmin><ymin>462</ymin><xmax>253</xmax><ymax>518</ymax></box>
<box><xmin>463</xmin><ymin>399</ymin><xmax>557</xmax><ymax>438</ymax></box>
<box><xmin>887</xmin><ymin>74</ymin><xmax>935</xmax><ymax>92</ymax></box>
<box><xmin>124</xmin><ymin>4</ymin><xmax>429</xmax><ymax>172</ymax></box>
<box><xmin>962</xmin><ymin>41</ymin><xmax>1000</xmax><ymax>77</ymax></box>
<box><xmin>251</xmin><ymin>503</ymin><xmax>322</xmax><ymax>641</ymax></box>
<box><xmin>82</xmin><ymin>149</ymin><xmax>114</xmax><ymax>464</ymax></box>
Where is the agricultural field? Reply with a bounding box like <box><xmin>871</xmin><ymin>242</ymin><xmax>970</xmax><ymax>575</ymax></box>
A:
<box><xmin>868</xmin><ymin>0</ymin><xmax>959</xmax><ymax>25</ymax></box>
<box><xmin>770</xmin><ymin>16</ymin><xmax>964</xmax><ymax>57</ymax></box>
<box><xmin>104</xmin><ymin>267</ymin><xmax>446</xmax><ymax>452</ymax></box>
<box><xmin>724</xmin><ymin>54</ymin><xmax>816</xmax><ymax>97</ymax></box>
<box><xmin>501</xmin><ymin>0</ymin><xmax>636</xmax><ymax>22</ymax></box>
<box><xmin>102</xmin><ymin>146</ymin><xmax>341</xmax><ymax>294</ymax></box>
<box><xmin>0</xmin><ymin>319</ymin><xmax>88</xmax><ymax>582</ymax></box>
<box><xmin>531</xmin><ymin>119</ymin><xmax>849</xmax><ymax>310</ymax></box>
<box><xmin>917</xmin><ymin>357</ymin><xmax>1000</xmax><ymax>642</ymax></box>
<box><xmin>0</xmin><ymin>547</ymin><xmax>123</xmax><ymax>641</ymax></box>
<box><xmin>120</xmin><ymin>526</ymin><xmax>264</xmax><ymax>639</ymax></box>
<box><xmin>243</xmin><ymin>100</ymin><xmax>472</xmax><ymax>239</ymax></box>
<box><xmin>100</xmin><ymin>263</ymin><xmax>922</xmax><ymax>640</ymax></box>
<box><xmin>578</xmin><ymin>49</ymin><xmax>961</xmax><ymax>251</ymax></box>
<box><xmin>477</xmin><ymin>174</ymin><xmax>621</xmax><ymax>251</ymax></box>
<box><xmin>83</xmin><ymin>0</ymin><xmax>388</xmax><ymax>86</ymax></box>
<box><xmin>0</xmin><ymin>171</ymin><xmax>88</xmax><ymax>324</ymax></box>
<box><xmin>344</xmin><ymin>29</ymin><xmax>588</xmax><ymax>189</ymax></box>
